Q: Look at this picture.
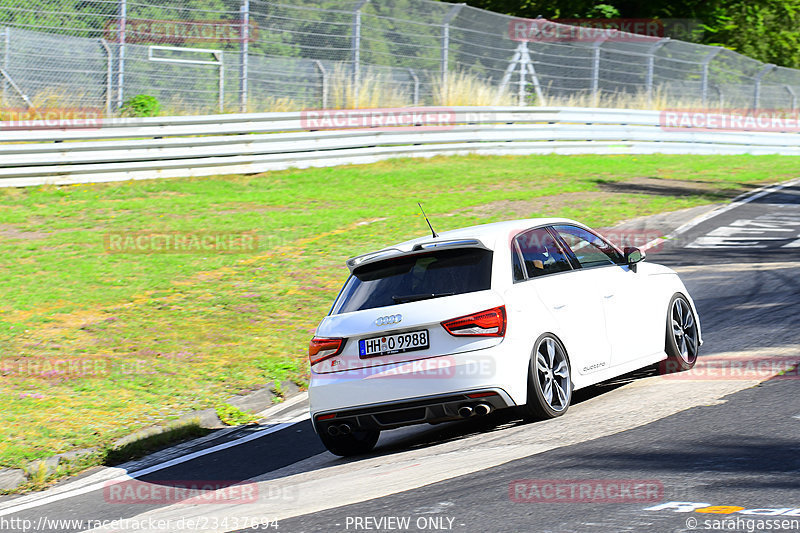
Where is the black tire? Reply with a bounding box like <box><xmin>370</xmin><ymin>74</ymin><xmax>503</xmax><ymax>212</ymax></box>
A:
<box><xmin>318</xmin><ymin>427</ymin><xmax>380</xmax><ymax>457</ymax></box>
<box><xmin>520</xmin><ymin>333</ymin><xmax>572</xmax><ymax>420</ymax></box>
<box><xmin>662</xmin><ymin>293</ymin><xmax>699</xmax><ymax>374</ymax></box>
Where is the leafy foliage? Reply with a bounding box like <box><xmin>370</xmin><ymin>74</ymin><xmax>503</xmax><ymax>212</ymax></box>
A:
<box><xmin>121</xmin><ymin>95</ymin><xmax>162</xmax><ymax>117</ymax></box>
<box><xmin>451</xmin><ymin>0</ymin><xmax>800</xmax><ymax>68</ymax></box>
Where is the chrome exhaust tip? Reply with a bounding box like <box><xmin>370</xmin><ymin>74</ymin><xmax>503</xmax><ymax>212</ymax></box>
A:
<box><xmin>338</xmin><ymin>423</ymin><xmax>352</xmax><ymax>435</ymax></box>
<box><xmin>474</xmin><ymin>403</ymin><xmax>493</xmax><ymax>416</ymax></box>
<box><xmin>458</xmin><ymin>405</ymin><xmax>474</xmax><ymax>418</ymax></box>
<box><xmin>327</xmin><ymin>425</ymin><xmax>340</xmax><ymax>436</ymax></box>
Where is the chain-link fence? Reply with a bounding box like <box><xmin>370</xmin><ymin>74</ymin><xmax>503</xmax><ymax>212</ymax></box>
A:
<box><xmin>1</xmin><ymin>0</ymin><xmax>800</xmax><ymax>114</ymax></box>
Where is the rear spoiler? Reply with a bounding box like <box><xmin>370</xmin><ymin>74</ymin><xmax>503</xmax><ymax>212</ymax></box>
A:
<box><xmin>345</xmin><ymin>239</ymin><xmax>489</xmax><ymax>274</ymax></box>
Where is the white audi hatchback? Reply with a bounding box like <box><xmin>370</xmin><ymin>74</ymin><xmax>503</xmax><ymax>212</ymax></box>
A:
<box><xmin>308</xmin><ymin>218</ymin><xmax>701</xmax><ymax>456</ymax></box>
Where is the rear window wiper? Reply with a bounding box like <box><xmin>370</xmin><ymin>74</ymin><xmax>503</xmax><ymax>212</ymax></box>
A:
<box><xmin>392</xmin><ymin>292</ymin><xmax>455</xmax><ymax>304</ymax></box>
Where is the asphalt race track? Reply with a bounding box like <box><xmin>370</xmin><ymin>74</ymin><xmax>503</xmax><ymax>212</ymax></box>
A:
<box><xmin>1</xmin><ymin>180</ymin><xmax>798</xmax><ymax>533</ymax></box>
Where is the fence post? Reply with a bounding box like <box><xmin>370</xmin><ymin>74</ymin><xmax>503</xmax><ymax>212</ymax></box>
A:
<box><xmin>590</xmin><ymin>36</ymin><xmax>608</xmax><ymax>106</ymax></box>
<box><xmin>753</xmin><ymin>63</ymin><xmax>776</xmax><ymax>109</ymax></box>
<box><xmin>441</xmin><ymin>3</ymin><xmax>464</xmax><ymax>98</ymax></box>
<box><xmin>710</xmin><ymin>84</ymin><xmax>723</xmax><ymax>109</ymax></box>
<box><xmin>116</xmin><ymin>0</ymin><xmax>126</xmax><ymax>110</ymax></box>
<box><xmin>645</xmin><ymin>38</ymin><xmax>669</xmax><ymax>104</ymax></box>
<box><xmin>408</xmin><ymin>68</ymin><xmax>419</xmax><ymax>105</ymax></box>
<box><xmin>351</xmin><ymin>0</ymin><xmax>369</xmax><ymax>106</ymax></box>
<box><xmin>216</xmin><ymin>51</ymin><xmax>224</xmax><ymax>113</ymax></box>
<box><xmin>2</xmin><ymin>28</ymin><xmax>8</xmax><ymax>103</ymax></box>
<box><xmin>785</xmin><ymin>85</ymin><xmax>797</xmax><ymax>111</ymax></box>
<box><xmin>240</xmin><ymin>0</ymin><xmax>250</xmax><ymax>113</ymax></box>
<box><xmin>315</xmin><ymin>60</ymin><xmax>328</xmax><ymax>108</ymax></box>
<box><xmin>100</xmin><ymin>39</ymin><xmax>113</xmax><ymax>115</ymax></box>
<box><xmin>700</xmin><ymin>48</ymin><xmax>722</xmax><ymax>106</ymax></box>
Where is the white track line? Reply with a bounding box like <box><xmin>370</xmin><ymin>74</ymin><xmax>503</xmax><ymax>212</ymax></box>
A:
<box><xmin>641</xmin><ymin>176</ymin><xmax>800</xmax><ymax>252</ymax></box>
<box><xmin>0</xmin><ymin>413</ymin><xmax>310</xmax><ymax>518</ymax></box>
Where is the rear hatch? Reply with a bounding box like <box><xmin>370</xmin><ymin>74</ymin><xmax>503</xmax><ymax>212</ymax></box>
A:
<box><xmin>311</xmin><ymin>245</ymin><xmax>505</xmax><ymax>373</ymax></box>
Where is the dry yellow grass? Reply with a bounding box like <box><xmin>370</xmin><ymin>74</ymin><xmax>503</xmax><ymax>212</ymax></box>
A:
<box><xmin>1</xmin><ymin>73</ymin><xmax>737</xmax><ymax>118</ymax></box>
<box><xmin>0</xmin><ymin>87</ymin><xmax>105</xmax><ymax>121</ymax></box>
<box><xmin>28</xmin><ymin>87</ymin><xmax>101</xmax><ymax>109</ymax></box>
<box><xmin>247</xmin><ymin>96</ymin><xmax>300</xmax><ymax>113</ymax></box>
<box><xmin>327</xmin><ymin>65</ymin><xmax>411</xmax><ymax>109</ymax></box>
<box><xmin>433</xmin><ymin>70</ymin><xmax>514</xmax><ymax>107</ymax></box>
<box><xmin>542</xmin><ymin>86</ymin><xmax>714</xmax><ymax>110</ymax></box>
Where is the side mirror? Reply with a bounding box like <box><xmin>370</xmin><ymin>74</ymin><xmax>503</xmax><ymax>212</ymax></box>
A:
<box><xmin>624</xmin><ymin>247</ymin><xmax>645</xmax><ymax>271</ymax></box>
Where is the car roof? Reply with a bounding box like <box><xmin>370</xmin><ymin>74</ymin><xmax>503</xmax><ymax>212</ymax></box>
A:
<box><xmin>345</xmin><ymin>217</ymin><xmax>586</xmax><ymax>272</ymax></box>
<box><xmin>393</xmin><ymin>217</ymin><xmax>582</xmax><ymax>251</ymax></box>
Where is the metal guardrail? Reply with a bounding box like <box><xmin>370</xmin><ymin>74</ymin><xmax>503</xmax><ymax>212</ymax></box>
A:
<box><xmin>2</xmin><ymin>106</ymin><xmax>800</xmax><ymax>188</ymax></box>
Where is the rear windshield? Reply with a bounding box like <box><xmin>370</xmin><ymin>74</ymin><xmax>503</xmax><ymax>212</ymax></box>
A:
<box><xmin>331</xmin><ymin>248</ymin><xmax>493</xmax><ymax>314</ymax></box>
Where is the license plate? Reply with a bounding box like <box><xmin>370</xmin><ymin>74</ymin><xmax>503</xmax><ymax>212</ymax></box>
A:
<box><xmin>359</xmin><ymin>330</ymin><xmax>429</xmax><ymax>358</ymax></box>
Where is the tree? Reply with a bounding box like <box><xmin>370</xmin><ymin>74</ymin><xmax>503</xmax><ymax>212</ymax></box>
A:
<box><xmin>446</xmin><ymin>0</ymin><xmax>800</xmax><ymax>68</ymax></box>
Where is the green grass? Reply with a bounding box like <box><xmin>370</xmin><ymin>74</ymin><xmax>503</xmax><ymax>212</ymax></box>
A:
<box><xmin>215</xmin><ymin>404</ymin><xmax>260</xmax><ymax>426</ymax></box>
<box><xmin>0</xmin><ymin>153</ymin><xmax>798</xmax><ymax>472</ymax></box>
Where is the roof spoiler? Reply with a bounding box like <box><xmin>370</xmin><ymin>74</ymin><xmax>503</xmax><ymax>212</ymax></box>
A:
<box><xmin>345</xmin><ymin>239</ymin><xmax>488</xmax><ymax>273</ymax></box>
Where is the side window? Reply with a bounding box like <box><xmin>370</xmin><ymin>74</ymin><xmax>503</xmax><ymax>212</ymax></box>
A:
<box><xmin>553</xmin><ymin>225</ymin><xmax>624</xmax><ymax>268</ymax></box>
<box><xmin>514</xmin><ymin>228</ymin><xmax>573</xmax><ymax>279</ymax></box>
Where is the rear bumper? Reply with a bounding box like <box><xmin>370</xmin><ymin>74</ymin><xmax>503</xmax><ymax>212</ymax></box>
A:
<box><xmin>309</xmin><ymin>348</ymin><xmax>523</xmax><ymax>432</ymax></box>
<box><xmin>311</xmin><ymin>388</ymin><xmax>515</xmax><ymax>434</ymax></box>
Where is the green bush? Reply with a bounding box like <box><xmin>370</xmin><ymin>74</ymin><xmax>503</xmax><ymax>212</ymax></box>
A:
<box><xmin>121</xmin><ymin>94</ymin><xmax>161</xmax><ymax>117</ymax></box>
<box><xmin>215</xmin><ymin>403</ymin><xmax>259</xmax><ymax>426</ymax></box>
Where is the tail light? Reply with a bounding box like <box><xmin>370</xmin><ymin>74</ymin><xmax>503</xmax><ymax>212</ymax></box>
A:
<box><xmin>309</xmin><ymin>337</ymin><xmax>344</xmax><ymax>365</ymax></box>
<box><xmin>441</xmin><ymin>306</ymin><xmax>506</xmax><ymax>337</ymax></box>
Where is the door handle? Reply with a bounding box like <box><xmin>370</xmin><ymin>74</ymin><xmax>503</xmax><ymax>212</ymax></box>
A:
<box><xmin>603</xmin><ymin>294</ymin><xmax>615</xmax><ymax>299</ymax></box>
<box><xmin>553</xmin><ymin>303</ymin><xmax>568</xmax><ymax>310</ymax></box>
